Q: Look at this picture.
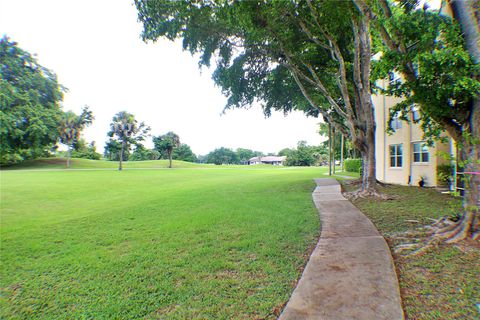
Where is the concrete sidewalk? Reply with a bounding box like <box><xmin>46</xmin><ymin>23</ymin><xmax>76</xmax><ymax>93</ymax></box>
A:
<box><xmin>279</xmin><ymin>179</ymin><xmax>404</xmax><ymax>320</ymax></box>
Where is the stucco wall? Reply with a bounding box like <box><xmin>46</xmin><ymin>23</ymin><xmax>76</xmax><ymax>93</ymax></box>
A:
<box><xmin>372</xmin><ymin>81</ymin><xmax>450</xmax><ymax>187</ymax></box>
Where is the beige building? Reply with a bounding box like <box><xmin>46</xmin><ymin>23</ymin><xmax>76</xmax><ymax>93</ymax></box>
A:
<box><xmin>372</xmin><ymin>78</ymin><xmax>453</xmax><ymax>187</ymax></box>
<box><xmin>371</xmin><ymin>1</ymin><xmax>463</xmax><ymax>188</ymax></box>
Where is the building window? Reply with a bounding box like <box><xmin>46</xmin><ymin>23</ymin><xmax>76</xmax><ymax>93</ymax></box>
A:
<box><xmin>390</xmin><ymin>112</ymin><xmax>403</xmax><ymax>131</ymax></box>
<box><xmin>412</xmin><ymin>106</ymin><xmax>421</xmax><ymax>121</ymax></box>
<box><xmin>413</xmin><ymin>142</ymin><xmax>429</xmax><ymax>163</ymax></box>
<box><xmin>388</xmin><ymin>71</ymin><xmax>401</xmax><ymax>86</ymax></box>
<box><xmin>390</xmin><ymin>144</ymin><xmax>403</xmax><ymax>167</ymax></box>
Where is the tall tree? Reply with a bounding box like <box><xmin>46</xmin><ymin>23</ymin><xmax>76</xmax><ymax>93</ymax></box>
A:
<box><xmin>172</xmin><ymin>143</ymin><xmax>197</xmax><ymax>163</ymax></box>
<box><xmin>108</xmin><ymin>111</ymin><xmax>150</xmax><ymax>170</ymax></box>
<box><xmin>104</xmin><ymin>139</ymin><xmax>130</xmax><ymax>162</ymax></box>
<box><xmin>205</xmin><ymin>147</ymin><xmax>239</xmax><ymax>165</ymax></box>
<box><xmin>129</xmin><ymin>144</ymin><xmax>160</xmax><ymax>161</ymax></box>
<box><xmin>0</xmin><ymin>36</ymin><xmax>64</xmax><ymax>165</ymax></box>
<box><xmin>58</xmin><ymin>106</ymin><xmax>93</xmax><ymax>167</ymax></box>
<box><xmin>278</xmin><ymin>148</ymin><xmax>294</xmax><ymax>157</ymax></box>
<box><xmin>153</xmin><ymin>132</ymin><xmax>180</xmax><ymax>168</ymax></box>
<box><xmin>135</xmin><ymin>0</ymin><xmax>381</xmax><ymax>195</ymax></box>
<box><xmin>71</xmin><ymin>139</ymin><xmax>102</xmax><ymax>160</ymax></box>
<box><xmin>356</xmin><ymin>0</ymin><xmax>480</xmax><ymax>241</ymax></box>
<box><xmin>285</xmin><ymin>141</ymin><xmax>316</xmax><ymax>167</ymax></box>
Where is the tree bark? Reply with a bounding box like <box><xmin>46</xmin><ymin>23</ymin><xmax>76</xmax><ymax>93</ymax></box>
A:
<box><xmin>447</xmin><ymin>99</ymin><xmax>480</xmax><ymax>241</ymax></box>
<box><xmin>332</xmin><ymin>128</ymin><xmax>336</xmax><ymax>175</ymax></box>
<box><xmin>358</xmin><ymin>119</ymin><xmax>377</xmax><ymax>194</ymax></box>
<box><xmin>119</xmin><ymin>141</ymin><xmax>124</xmax><ymax>171</ymax></box>
<box><xmin>329</xmin><ymin>123</ymin><xmax>332</xmax><ymax>176</ymax></box>
<box><xmin>364</xmin><ymin>126</ymin><xmax>377</xmax><ymax>193</ymax></box>
<box><xmin>440</xmin><ymin>0</ymin><xmax>480</xmax><ymax>241</ymax></box>
<box><xmin>341</xmin><ymin>134</ymin><xmax>344</xmax><ymax>172</ymax></box>
<box><xmin>168</xmin><ymin>150</ymin><xmax>173</xmax><ymax>168</ymax></box>
<box><xmin>451</xmin><ymin>0</ymin><xmax>480</xmax><ymax>63</ymax></box>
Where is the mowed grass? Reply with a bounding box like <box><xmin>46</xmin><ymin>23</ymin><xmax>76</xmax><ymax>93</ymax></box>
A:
<box><xmin>0</xmin><ymin>164</ymin><xmax>338</xmax><ymax>319</ymax></box>
<box><xmin>344</xmin><ymin>183</ymin><xmax>480</xmax><ymax>319</ymax></box>
<box><xmin>1</xmin><ymin>157</ymin><xmax>214</xmax><ymax>170</ymax></box>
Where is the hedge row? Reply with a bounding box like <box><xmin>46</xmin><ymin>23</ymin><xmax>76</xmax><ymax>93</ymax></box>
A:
<box><xmin>345</xmin><ymin>158</ymin><xmax>362</xmax><ymax>173</ymax></box>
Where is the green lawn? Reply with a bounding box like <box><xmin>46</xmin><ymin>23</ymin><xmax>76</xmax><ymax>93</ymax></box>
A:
<box><xmin>1</xmin><ymin>157</ymin><xmax>213</xmax><ymax>170</ymax></box>
<box><xmin>344</xmin><ymin>183</ymin><xmax>480</xmax><ymax>320</ymax></box>
<box><xmin>0</xmin><ymin>162</ymin><xmax>352</xmax><ymax>319</ymax></box>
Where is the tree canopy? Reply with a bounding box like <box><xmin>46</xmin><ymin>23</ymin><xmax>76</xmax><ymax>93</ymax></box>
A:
<box><xmin>153</xmin><ymin>132</ymin><xmax>181</xmax><ymax>168</ymax></box>
<box><xmin>70</xmin><ymin>139</ymin><xmax>101</xmax><ymax>160</ymax></box>
<box><xmin>205</xmin><ymin>147</ymin><xmax>238</xmax><ymax>165</ymax></box>
<box><xmin>129</xmin><ymin>144</ymin><xmax>160</xmax><ymax>161</ymax></box>
<box><xmin>104</xmin><ymin>139</ymin><xmax>130</xmax><ymax>162</ymax></box>
<box><xmin>368</xmin><ymin>3</ymin><xmax>480</xmax><ymax>142</ymax></box>
<box><xmin>285</xmin><ymin>141</ymin><xmax>317</xmax><ymax>167</ymax></box>
<box><xmin>0</xmin><ymin>36</ymin><xmax>64</xmax><ymax>165</ymax></box>
<box><xmin>172</xmin><ymin>143</ymin><xmax>197</xmax><ymax>163</ymax></box>
<box><xmin>135</xmin><ymin>0</ymin><xmax>380</xmax><ymax>193</ymax></box>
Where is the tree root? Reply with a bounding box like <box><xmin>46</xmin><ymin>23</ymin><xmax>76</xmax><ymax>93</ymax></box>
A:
<box><xmin>434</xmin><ymin>222</ymin><xmax>472</xmax><ymax>244</ymax></box>
<box><xmin>390</xmin><ymin>215</ymin><xmax>479</xmax><ymax>257</ymax></box>
<box><xmin>394</xmin><ymin>243</ymin><xmax>420</xmax><ymax>254</ymax></box>
<box><xmin>375</xmin><ymin>179</ymin><xmax>389</xmax><ymax>187</ymax></box>
<box><xmin>342</xmin><ymin>178</ymin><xmax>362</xmax><ymax>186</ymax></box>
<box><xmin>432</xmin><ymin>211</ymin><xmax>478</xmax><ymax>243</ymax></box>
<box><xmin>344</xmin><ymin>188</ymin><xmax>396</xmax><ymax>200</ymax></box>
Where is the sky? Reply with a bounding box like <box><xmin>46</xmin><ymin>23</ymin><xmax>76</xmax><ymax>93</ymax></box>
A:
<box><xmin>0</xmin><ymin>0</ymin><xmax>324</xmax><ymax>155</ymax></box>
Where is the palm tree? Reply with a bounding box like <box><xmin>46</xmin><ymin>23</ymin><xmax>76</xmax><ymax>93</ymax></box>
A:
<box><xmin>108</xmin><ymin>111</ymin><xmax>150</xmax><ymax>170</ymax></box>
<box><xmin>59</xmin><ymin>107</ymin><xmax>93</xmax><ymax>168</ymax></box>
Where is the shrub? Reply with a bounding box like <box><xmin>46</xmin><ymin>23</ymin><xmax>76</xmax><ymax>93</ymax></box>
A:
<box><xmin>437</xmin><ymin>164</ymin><xmax>453</xmax><ymax>186</ymax></box>
<box><xmin>345</xmin><ymin>158</ymin><xmax>362</xmax><ymax>173</ymax></box>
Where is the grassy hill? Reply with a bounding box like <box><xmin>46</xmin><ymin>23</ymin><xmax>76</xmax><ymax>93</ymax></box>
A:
<box><xmin>2</xmin><ymin>158</ymin><xmax>216</xmax><ymax>170</ymax></box>
<box><xmin>1</xmin><ymin>157</ymin><xmax>304</xmax><ymax>170</ymax></box>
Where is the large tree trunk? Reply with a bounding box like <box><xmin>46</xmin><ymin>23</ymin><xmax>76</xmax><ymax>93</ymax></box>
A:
<box><xmin>359</xmin><ymin>123</ymin><xmax>377</xmax><ymax>194</ymax></box>
<box><xmin>329</xmin><ymin>123</ymin><xmax>332</xmax><ymax>176</ymax></box>
<box><xmin>451</xmin><ymin>0</ymin><xmax>480</xmax><ymax>63</ymax></box>
<box><xmin>436</xmin><ymin>0</ymin><xmax>480</xmax><ymax>241</ymax></box>
<box><xmin>119</xmin><ymin>141</ymin><xmax>124</xmax><ymax>171</ymax></box>
<box><xmin>439</xmin><ymin>100</ymin><xmax>480</xmax><ymax>241</ymax></box>
<box><xmin>464</xmin><ymin>100</ymin><xmax>480</xmax><ymax>239</ymax></box>
<box><xmin>340</xmin><ymin>134</ymin><xmax>344</xmax><ymax>172</ymax></box>
<box><xmin>168</xmin><ymin>150</ymin><xmax>173</xmax><ymax>168</ymax></box>
<box><xmin>364</xmin><ymin>108</ymin><xmax>377</xmax><ymax>194</ymax></box>
<box><xmin>352</xmin><ymin>12</ymin><xmax>378</xmax><ymax>195</ymax></box>
<box><xmin>332</xmin><ymin>128</ymin><xmax>336</xmax><ymax>175</ymax></box>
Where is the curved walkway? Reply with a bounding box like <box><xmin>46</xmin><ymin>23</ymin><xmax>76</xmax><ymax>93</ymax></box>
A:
<box><xmin>279</xmin><ymin>179</ymin><xmax>404</xmax><ymax>320</ymax></box>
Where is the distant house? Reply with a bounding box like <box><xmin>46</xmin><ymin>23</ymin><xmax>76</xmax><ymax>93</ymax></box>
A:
<box><xmin>248</xmin><ymin>156</ymin><xmax>286</xmax><ymax>166</ymax></box>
